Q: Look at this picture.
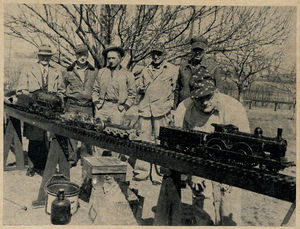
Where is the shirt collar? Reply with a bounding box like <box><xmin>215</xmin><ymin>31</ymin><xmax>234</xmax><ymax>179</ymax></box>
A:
<box><xmin>107</xmin><ymin>64</ymin><xmax>122</xmax><ymax>71</ymax></box>
<box><xmin>39</xmin><ymin>63</ymin><xmax>49</xmax><ymax>71</ymax></box>
<box><xmin>75</xmin><ymin>63</ymin><xmax>88</xmax><ymax>71</ymax></box>
<box><xmin>150</xmin><ymin>61</ymin><xmax>168</xmax><ymax>70</ymax></box>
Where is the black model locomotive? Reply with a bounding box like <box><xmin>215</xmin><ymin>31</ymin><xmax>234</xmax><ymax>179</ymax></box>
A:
<box><xmin>158</xmin><ymin>124</ymin><xmax>293</xmax><ymax>173</ymax></box>
<box><xmin>6</xmin><ymin>90</ymin><xmax>139</xmax><ymax>140</ymax></box>
<box><xmin>12</xmin><ymin>90</ymin><xmax>63</xmax><ymax>118</ymax></box>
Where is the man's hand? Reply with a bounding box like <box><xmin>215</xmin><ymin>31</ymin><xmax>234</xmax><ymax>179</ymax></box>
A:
<box><xmin>138</xmin><ymin>86</ymin><xmax>146</xmax><ymax>95</ymax></box>
<box><xmin>19</xmin><ymin>90</ymin><xmax>29</xmax><ymax>95</ymax></box>
<box><xmin>187</xmin><ymin>175</ymin><xmax>206</xmax><ymax>192</ymax></box>
<box><xmin>96</xmin><ymin>103</ymin><xmax>102</xmax><ymax>110</ymax></box>
<box><xmin>123</xmin><ymin>119</ymin><xmax>131</xmax><ymax>127</ymax></box>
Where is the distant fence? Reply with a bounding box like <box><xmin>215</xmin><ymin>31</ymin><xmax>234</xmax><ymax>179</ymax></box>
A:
<box><xmin>220</xmin><ymin>85</ymin><xmax>296</xmax><ymax>111</ymax></box>
<box><xmin>244</xmin><ymin>99</ymin><xmax>296</xmax><ymax>111</ymax></box>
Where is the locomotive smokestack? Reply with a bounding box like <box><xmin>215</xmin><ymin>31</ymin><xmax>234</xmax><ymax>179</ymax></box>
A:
<box><xmin>277</xmin><ymin>128</ymin><xmax>283</xmax><ymax>139</ymax></box>
<box><xmin>254</xmin><ymin>127</ymin><xmax>263</xmax><ymax>137</ymax></box>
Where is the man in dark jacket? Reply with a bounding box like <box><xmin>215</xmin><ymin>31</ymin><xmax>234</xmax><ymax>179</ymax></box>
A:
<box><xmin>58</xmin><ymin>44</ymin><xmax>98</xmax><ymax>164</ymax></box>
<box><xmin>174</xmin><ymin>36</ymin><xmax>212</xmax><ymax>108</ymax></box>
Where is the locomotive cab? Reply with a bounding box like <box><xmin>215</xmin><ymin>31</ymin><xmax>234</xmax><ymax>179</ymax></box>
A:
<box><xmin>211</xmin><ymin>123</ymin><xmax>239</xmax><ymax>133</ymax></box>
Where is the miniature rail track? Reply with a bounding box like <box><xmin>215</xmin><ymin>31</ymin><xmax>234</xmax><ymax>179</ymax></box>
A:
<box><xmin>4</xmin><ymin>104</ymin><xmax>296</xmax><ymax>203</ymax></box>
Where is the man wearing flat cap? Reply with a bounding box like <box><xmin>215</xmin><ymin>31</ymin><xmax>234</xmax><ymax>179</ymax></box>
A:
<box><xmin>174</xmin><ymin>74</ymin><xmax>250</xmax><ymax>225</ymax></box>
<box><xmin>16</xmin><ymin>44</ymin><xmax>61</xmax><ymax>175</ymax></box>
<box><xmin>58</xmin><ymin>44</ymin><xmax>98</xmax><ymax>164</ymax></box>
<box><xmin>133</xmin><ymin>44</ymin><xmax>179</xmax><ymax>181</ymax></box>
<box><xmin>174</xmin><ymin>36</ymin><xmax>214</xmax><ymax>108</ymax></box>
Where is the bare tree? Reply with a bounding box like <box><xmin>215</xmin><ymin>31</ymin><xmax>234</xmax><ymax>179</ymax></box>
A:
<box><xmin>5</xmin><ymin>4</ymin><xmax>217</xmax><ymax>69</ymax></box>
<box><xmin>215</xmin><ymin>47</ymin><xmax>276</xmax><ymax>101</ymax></box>
<box><xmin>4</xmin><ymin>4</ymin><xmax>295</xmax><ymax>80</ymax></box>
<box><xmin>202</xmin><ymin>6</ymin><xmax>295</xmax><ymax>101</ymax></box>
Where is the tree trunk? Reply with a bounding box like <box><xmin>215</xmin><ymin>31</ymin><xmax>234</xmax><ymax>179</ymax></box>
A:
<box><xmin>237</xmin><ymin>85</ymin><xmax>244</xmax><ymax>102</ymax></box>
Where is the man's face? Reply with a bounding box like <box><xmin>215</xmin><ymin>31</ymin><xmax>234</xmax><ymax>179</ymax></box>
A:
<box><xmin>192</xmin><ymin>93</ymin><xmax>215</xmax><ymax>114</ymax></box>
<box><xmin>192</xmin><ymin>48</ymin><xmax>205</xmax><ymax>62</ymax></box>
<box><xmin>107</xmin><ymin>51</ymin><xmax>122</xmax><ymax>68</ymax></box>
<box><xmin>76</xmin><ymin>52</ymin><xmax>88</xmax><ymax>65</ymax></box>
<box><xmin>151</xmin><ymin>51</ymin><xmax>164</xmax><ymax>65</ymax></box>
<box><xmin>38</xmin><ymin>55</ymin><xmax>52</xmax><ymax>66</ymax></box>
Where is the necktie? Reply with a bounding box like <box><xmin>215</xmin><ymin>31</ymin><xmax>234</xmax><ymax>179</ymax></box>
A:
<box><xmin>42</xmin><ymin>67</ymin><xmax>46</xmax><ymax>88</ymax></box>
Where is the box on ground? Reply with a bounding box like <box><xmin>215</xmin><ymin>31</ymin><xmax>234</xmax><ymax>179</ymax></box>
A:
<box><xmin>82</xmin><ymin>156</ymin><xmax>127</xmax><ymax>186</ymax></box>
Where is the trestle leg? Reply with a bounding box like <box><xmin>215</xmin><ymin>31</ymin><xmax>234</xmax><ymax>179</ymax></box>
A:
<box><xmin>32</xmin><ymin>135</ymin><xmax>70</xmax><ymax>207</ymax></box>
<box><xmin>4</xmin><ymin>117</ymin><xmax>25</xmax><ymax>170</ymax></box>
<box><xmin>153</xmin><ymin>170</ymin><xmax>182</xmax><ymax>225</ymax></box>
<box><xmin>281</xmin><ymin>201</ymin><xmax>296</xmax><ymax>226</ymax></box>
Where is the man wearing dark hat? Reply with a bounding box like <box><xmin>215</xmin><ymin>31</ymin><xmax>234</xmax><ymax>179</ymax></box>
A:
<box><xmin>174</xmin><ymin>75</ymin><xmax>250</xmax><ymax>225</ymax></box>
<box><xmin>133</xmin><ymin>44</ymin><xmax>179</xmax><ymax>181</ymax></box>
<box><xmin>174</xmin><ymin>36</ymin><xmax>213</xmax><ymax>108</ymax></box>
<box><xmin>58</xmin><ymin>44</ymin><xmax>97</xmax><ymax>164</ymax></box>
<box><xmin>16</xmin><ymin>44</ymin><xmax>61</xmax><ymax>175</ymax></box>
<box><xmin>92</xmin><ymin>45</ymin><xmax>136</xmax><ymax>125</ymax></box>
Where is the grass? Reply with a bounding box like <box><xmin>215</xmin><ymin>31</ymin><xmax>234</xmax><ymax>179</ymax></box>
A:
<box><xmin>247</xmin><ymin>107</ymin><xmax>296</xmax><ymax>176</ymax></box>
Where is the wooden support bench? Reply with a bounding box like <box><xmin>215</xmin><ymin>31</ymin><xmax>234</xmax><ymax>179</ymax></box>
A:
<box><xmin>4</xmin><ymin>117</ymin><xmax>25</xmax><ymax>170</ymax></box>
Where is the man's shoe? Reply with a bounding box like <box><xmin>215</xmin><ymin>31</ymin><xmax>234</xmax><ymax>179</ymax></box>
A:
<box><xmin>69</xmin><ymin>160</ymin><xmax>77</xmax><ymax>168</ymax></box>
<box><xmin>34</xmin><ymin>168</ymin><xmax>44</xmax><ymax>176</ymax></box>
<box><xmin>26</xmin><ymin>167</ymin><xmax>35</xmax><ymax>177</ymax></box>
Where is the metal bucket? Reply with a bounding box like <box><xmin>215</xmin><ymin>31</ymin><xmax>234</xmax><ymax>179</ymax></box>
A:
<box><xmin>45</xmin><ymin>174</ymin><xmax>80</xmax><ymax>215</ymax></box>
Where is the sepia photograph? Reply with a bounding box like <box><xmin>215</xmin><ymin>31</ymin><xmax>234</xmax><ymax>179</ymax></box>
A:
<box><xmin>2</xmin><ymin>1</ymin><xmax>297</xmax><ymax>226</ymax></box>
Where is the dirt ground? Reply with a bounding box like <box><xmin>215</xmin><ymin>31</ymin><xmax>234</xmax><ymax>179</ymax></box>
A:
<box><xmin>2</xmin><ymin>107</ymin><xmax>296</xmax><ymax>226</ymax></box>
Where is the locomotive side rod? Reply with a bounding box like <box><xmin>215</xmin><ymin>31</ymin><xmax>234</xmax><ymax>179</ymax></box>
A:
<box><xmin>4</xmin><ymin>104</ymin><xmax>296</xmax><ymax>203</ymax></box>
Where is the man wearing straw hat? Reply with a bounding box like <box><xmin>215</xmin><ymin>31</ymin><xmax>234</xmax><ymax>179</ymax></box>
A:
<box><xmin>16</xmin><ymin>44</ymin><xmax>61</xmax><ymax>176</ymax></box>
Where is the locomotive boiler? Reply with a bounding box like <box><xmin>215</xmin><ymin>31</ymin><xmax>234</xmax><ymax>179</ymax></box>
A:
<box><xmin>158</xmin><ymin>124</ymin><xmax>293</xmax><ymax>173</ymax></box>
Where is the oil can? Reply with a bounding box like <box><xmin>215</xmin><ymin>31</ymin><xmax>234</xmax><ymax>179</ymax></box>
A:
<box><xmin>51</xmin><ymin>188</ymin><xmax>71</xmax><ymax>225</ymax></box>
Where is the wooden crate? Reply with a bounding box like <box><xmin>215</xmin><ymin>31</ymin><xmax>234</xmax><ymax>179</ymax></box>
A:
<box><xmin>82</xmin><ymin>156</ymin><xmax>127</xmax><ymax>186</ymax></box>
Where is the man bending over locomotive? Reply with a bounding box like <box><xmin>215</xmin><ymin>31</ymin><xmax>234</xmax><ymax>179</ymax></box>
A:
<box><xmin>174</xmin><ymin>73</ymin><xmax>250</xmax><ymax>225</ymax></box>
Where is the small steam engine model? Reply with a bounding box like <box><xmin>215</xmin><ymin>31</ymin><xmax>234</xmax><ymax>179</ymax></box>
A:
<box><xmin>159</xmin><ymin>124</ymin><xmax>294</xmax><ymax>173</ymax></box>
<box><xmin>60</xmin><ymin>112</ymin><xmax>139</xmax><ymax>140</ymax></box>
<box><xmin>14</xmin><ymin>90</ymin><xmax>63</xmax><ymax>118</ymax></box>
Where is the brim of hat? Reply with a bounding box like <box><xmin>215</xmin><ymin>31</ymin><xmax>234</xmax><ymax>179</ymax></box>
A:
<box><xmin>38</xmin><ymin>52</ymin><xmax>54</xmax><ymax>56</ymax></box>
<box><xmin>102</xmin><ymin>47</ymin><xmax>125</xmax><ymax>57</ymax></box>
<box><xmin>191</xmin><ymin>43</ymin><xmax>206</xmax><ymax>50</ymax></box>
<box><xmin>149</xmin><ymin>49</ymin><xmax>165</xmax><ymax>54</ymax></box>
<box><xmin>190</xmin><ymin>87</ymin><xmax>215</xmax><ymax>98</ymax></box>
<box><xmin>75</xmin><ymin>50</ymin><xmax>88</xmax><ymax>54</ymax></box>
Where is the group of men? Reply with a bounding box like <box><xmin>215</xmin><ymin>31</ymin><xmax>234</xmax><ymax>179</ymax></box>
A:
<box><xmin>13</xmin><ymin>35</ymin><xmax>250</xmax><ymax>226</ymax></box>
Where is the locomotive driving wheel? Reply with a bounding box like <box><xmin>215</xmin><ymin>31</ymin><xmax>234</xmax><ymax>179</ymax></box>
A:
<box><xmin>231</xmin><ymin>142</ymin><xmax>257</xmax><ymax>168</ymax></box>
<box><xmin>206</xmin><ymin>139</ymin><xmax>227</xmax><ymax>161</ymax></box>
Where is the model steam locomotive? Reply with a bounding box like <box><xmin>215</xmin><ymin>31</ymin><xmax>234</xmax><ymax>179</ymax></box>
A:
<box><xmin>159</xmin><ymin>124</ymin><xmax>294</xmax><ymax>172</ymax></box>
<box><xmin>12</xmin><ymin>90</ymin><xmax>63</xmax><ymax>119</ymax></box>
<box><xmin>8</xmin><ymin>90</ymin><xmax>139</xmax><ymax>140</ymax></box>
<box><xmin>5</xmin><ymin>90</ymin><xmax>294</xmax><ymax>173</ymax></box>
